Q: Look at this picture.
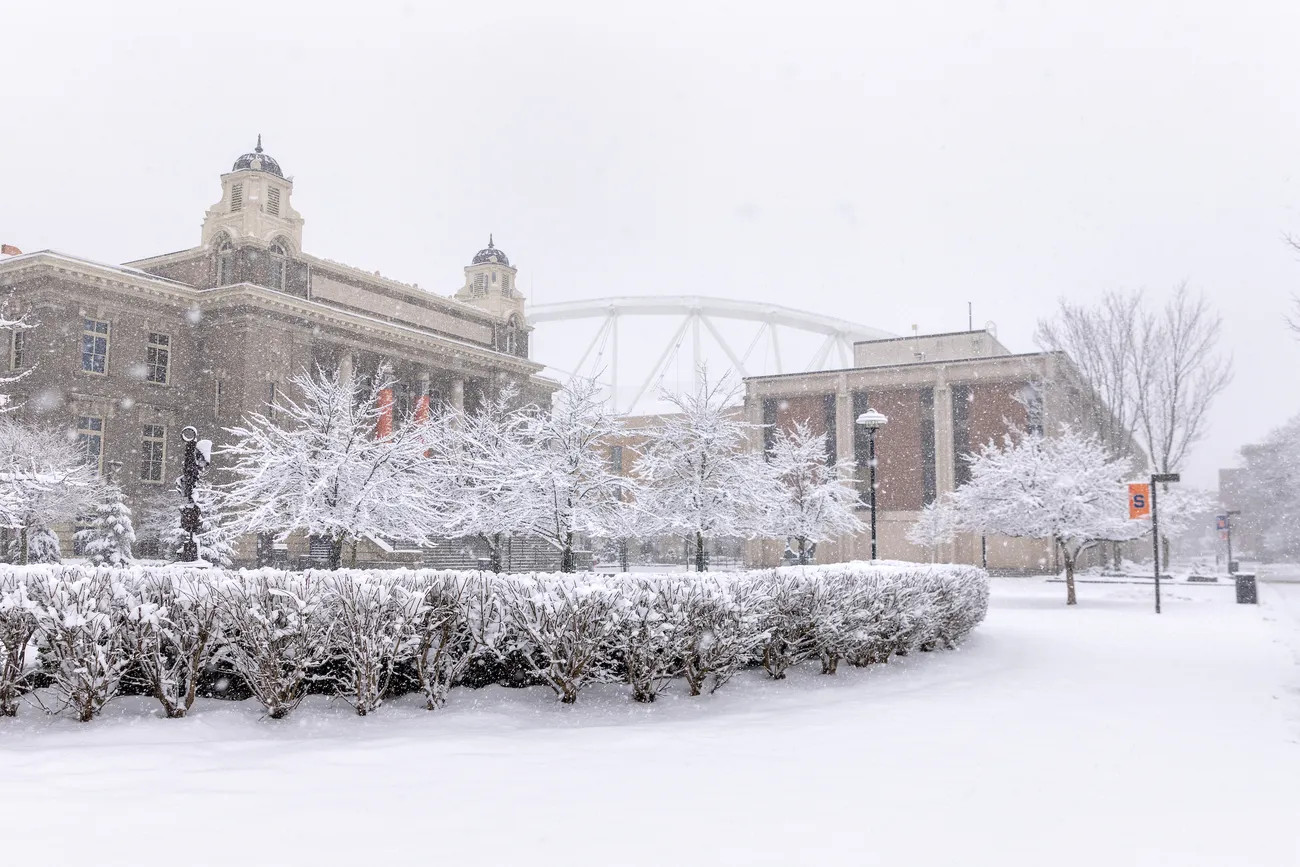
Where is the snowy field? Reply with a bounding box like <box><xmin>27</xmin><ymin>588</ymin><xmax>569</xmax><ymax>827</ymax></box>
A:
<box><xmin>2</xmin><ymin>577</ymin><xmax>1298</xmax><ymax>866</ymax></box>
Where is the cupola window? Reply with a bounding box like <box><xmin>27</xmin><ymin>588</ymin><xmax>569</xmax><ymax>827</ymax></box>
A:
<box><xmin>267</xmin><ymin>185</ymin><xmax>281</xmax><ymax>216</ymax></box>
<box><xmin>231</xmin><ymin>183</ymin><xmax>243</xmax><ymax>212</ymax></box>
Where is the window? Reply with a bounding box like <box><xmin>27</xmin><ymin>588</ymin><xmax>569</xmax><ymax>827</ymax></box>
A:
<box><xmin>76</xmin><ymin>416</ymin><xmax>104</xmax><ymax>473</ymax></box>
<box><xmin>492</xmin><ymin>271</ymin><xmax>498</xmax><ymax>284</ymax></box>
<box><xmin>920</xmin><ymin>388</ymin><xmax>937</xmax><ymax>506</ymax></box>
<box><xmin>952</xmin><ymin>384</ymin><xmax>973</xmax><ymax>488</ymax></box>
<box><xmin>502</xmin><ymin>274</ymin><xmax>511</xmax><ymax>295</ymax></box>
<box><xmin>269</xmin><ymin>239</ymin><xmax>289</xmax><ymax>290</ymax></box>
<box><xmin>231</xmin><ymin>183</ymin><xmax>243</xmax><ymax>212</ymax></box>
<box><xmin>145</xmin><ymin>332</ymin><xmax>170</xmax><ymax>384</ymax></box>
<box><xmin>214</xmin><ymin>380</ymin><xmax>223</xmax><ymax>416</ymax></box>
<box><xmin>215</xmin><ymin>235</ymin><xmax>234</xmax><ymax>286</ymax></box>
<box><xmin>81</xmin><ymin>318</ymin><xmax>109</xmax><ymax>374</ymax></box>
<box><xmin>9</xmin><ymin>328</ymin><xmax>25</xmax><ymax>371</ymax></box>
<box><xmin>267</xmin><ymin>185</ymin><xmax>281</xmax><ymax>216</ymax></box>
<box><xmin>140</xmin><ymin>424</ymin><xmax>166</xmax><ymax>484</ymax></box>
<box><xmin>473</xmin><ymin>274</ymin><xmax>486</xmax><ymax>296</ymax></box>
<box><xmin>268</xmin><ymin>382</ymin><xmax>278</xmax><ymax>422</ymax></box>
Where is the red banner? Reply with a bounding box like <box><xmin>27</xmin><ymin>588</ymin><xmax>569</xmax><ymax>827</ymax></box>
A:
<box><xmin>376</xmin><ymin>388</ymin><xmax>394</xmax><ymax>439</ymax></box>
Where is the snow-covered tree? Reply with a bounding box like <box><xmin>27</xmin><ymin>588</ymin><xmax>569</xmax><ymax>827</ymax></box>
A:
<box><xmin>942</xmin><ymin>429</ymin><xmax>1139</xmax><ymax>605</ymax></box>
<box><xmin>1234</xmin><ymin>414</ymin><xmax>1300</xmax><ymax>558</ymax></box>
<box><xmin>0</xmin><ymin>303</ymin><xmax>35</xmax><ymax>413</ymax></box>
<box><xmin>0</xmin><ymin>418</ymin><xmax>101</xmax><ymax>564</ymax></box>
<box><xmin>512</xmin><ymin>377</ymin><xmax>625</xmax><ymax>572</ymax></box>
<box><xmin>222</xmin><ymin>365</ymin><xmax>441</xmax><ymax>569</ymax></box>
<box><xmin>906</xmin><ymin>501</ymin><xmax>958</xmax><ymax>562</ymax></box>
<box><xmin>634</xmin><ymin>370</ymin><xmax>774</xmax><ymax>571</ymax></box>
<box><xmin>763</xmin><ymin>420</ymin><xmax>863</xmax><ymax>565</ymax></box>
<box><xmin>435</xmin><ymin>386</ymin><xmax>535</xmax><ymax>572</ymax></box>
<box><xmin>76</xmin><ymin>481</ymin><xmax>136</xmax><ymax>567</ymax></box>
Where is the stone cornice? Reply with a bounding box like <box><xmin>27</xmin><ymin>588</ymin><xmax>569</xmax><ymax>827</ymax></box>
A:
<box><xmin>0</xmin><ymin>252</ymin><xmax>543</xmax><ymax>377</ymax></box>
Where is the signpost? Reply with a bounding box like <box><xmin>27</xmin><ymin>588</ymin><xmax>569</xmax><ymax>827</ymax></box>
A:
<box><xmin>1150</xmin><ymin>473</ymin><xmax>1180</xmax><ymax>614</ymax></box>
<box><xmin>1221</xmin><ymin>510</ymin><xmax>1241</xmax><ymax>574</ymax></box>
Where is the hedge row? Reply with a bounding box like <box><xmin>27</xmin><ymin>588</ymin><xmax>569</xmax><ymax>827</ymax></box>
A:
<box><xmin>0</xmin><ymin>562</ymin><xmax>988</xmax><ymax>722</ymax></box>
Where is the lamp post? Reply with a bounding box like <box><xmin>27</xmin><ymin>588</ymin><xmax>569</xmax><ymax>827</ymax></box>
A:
<box><xmin>856</xmin><ymin>409</ymin><xmax>888</xmax><ymax>560</ymax></box>
<box><xmin>178</xmin><ymin>426</ymin><xmax>212</xmax><ymax>564</ymax></box>
<box><xmin>1151</xmin><ymin>472</ymin><xmax>1180</xmax><ymax>614</ymax></box>
<box><xmin>1225</xmin><ymin>509</ymin><xmax>1241</xmax><ymax>574</ymax></box>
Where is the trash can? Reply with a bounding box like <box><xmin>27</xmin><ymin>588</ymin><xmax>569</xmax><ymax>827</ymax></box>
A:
<box><xmin>1235</xmin><ymin>573</ymin><xmax>1257</xmax><ymax>605</ymax></box>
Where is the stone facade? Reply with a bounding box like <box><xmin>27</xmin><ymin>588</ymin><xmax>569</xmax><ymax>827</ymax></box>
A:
<box><xmin>0</xmin><ymin>140</ymin><xmax>553</xmax><ymax>564</ymax></box>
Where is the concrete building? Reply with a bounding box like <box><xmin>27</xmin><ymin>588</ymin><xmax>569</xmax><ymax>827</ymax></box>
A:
<box><xmin>0</xmin><ymin>139</ymin><xmax>552</xmax><ymax>564</ymax></box>
<box><xmin>744</xmin><ymin>329</ymin><xmax>1082</xmax><ymax>571</ymax></box>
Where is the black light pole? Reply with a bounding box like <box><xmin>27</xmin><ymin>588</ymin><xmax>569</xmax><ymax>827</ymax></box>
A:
<box><xmin>1225</xmin><ymin>509</ymin><xmax>1241</xmax><ymax>574</ymax></box>
<box><xmin>1151</xmin><ymin>472</ymin><xmax>1181</xmax><ymax>614</ymax></box>
<box><xmin>178</xmin><ymin>426</ymin><xmax>211</xmax><ymax>563</ymax></box>
<box><xmin>856</xmin><ymin>409</ymin><xmax>889</xmax><ymax>561</ymax></box>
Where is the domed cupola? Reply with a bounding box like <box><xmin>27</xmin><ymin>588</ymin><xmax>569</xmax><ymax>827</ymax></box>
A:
<box><xmin>231</xmin><ymin>135</ymin><xmax>285</xmax><ymax>178</ymax></box>
<box><xmin>471</xmin><ymin>235</ymin><xmax>510</xmax><ymax>266</ymax></box>
<box><xmin>201</xmin><ymin>134</ymin><xmax>304</xmax><ymax>249</ymax></box>
<box><xmin>456</xmin><ymin>234</ymin><xmax>525</xmax><ymax>332</ymax></box>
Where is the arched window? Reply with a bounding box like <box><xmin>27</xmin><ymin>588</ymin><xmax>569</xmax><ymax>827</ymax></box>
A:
<box><xmin>213</xmin><ymin>233</ymin><xmax>234</xmax><ymax>286</ymax></box>
<box><xmin>269</xmin><ymin>237</ymin><xmax>291</xmax><ymax>291</ymax></box>
<box><xmin>504</xmin><ymin>314</ymin><xmax>523</xmax><ymax>356</ymax></box>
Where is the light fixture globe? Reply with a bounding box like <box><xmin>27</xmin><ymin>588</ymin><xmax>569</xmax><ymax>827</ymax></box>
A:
<box><xmin>856</xmin><ymin>409</ymin><xmax>888</xmax><ymax>429</ymax></box>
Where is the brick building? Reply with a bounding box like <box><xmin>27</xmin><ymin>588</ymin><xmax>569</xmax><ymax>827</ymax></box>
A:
<box><xmin>744</xmin><ymin>329</ymin><xmax>1082</xmax><ymax>571</ymax></box>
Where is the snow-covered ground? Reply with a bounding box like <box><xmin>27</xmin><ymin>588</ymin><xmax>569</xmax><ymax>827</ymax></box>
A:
<box><xmin>2</xmin><ymin>577</ymin><xmax>1297</xmax><ymax>866</ymax></box>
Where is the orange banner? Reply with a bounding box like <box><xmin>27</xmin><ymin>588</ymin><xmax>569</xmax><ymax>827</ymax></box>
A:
<box><xmin>376</xmin><ymin>388</ymin><xmax>394</xmax><ymax>439</ymax></box>
<box><xmin>1128</xmin><ymin>483</ymin><xmax>1151</xmax><ymax>520</ymax></box>
<box><xmin>414</xmin><ymin>394</ymin><xmax>430</xmax><ymax>424</ymax></box>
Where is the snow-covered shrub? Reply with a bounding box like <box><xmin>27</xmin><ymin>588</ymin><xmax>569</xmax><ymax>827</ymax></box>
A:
<box><xmin>0</xmin><ymin>561</ymin><xmax>991</xmax><ymax>718</ymax></box>
<box><xmin>217</xmin><ymin>571</ymin><xmax>332</xmax><ymax>719</ymax></box>
<box><xmin>500</xmin><ymin>575</ymin><xmax>619</xmax><ymax>703</ymax></box>
<box><xmin>118</xmin><ymin>567</ymin><xmax>223</xmax><ymax>718</ymax></box>
<box><xmin>323</xmin><ymin>571</ymin><xmax>408</xmax><ymax>716</ymax></box>
<box><xmin>399</xmin><ymin>571</ymin><xmax>500</xmax><ymax>710</ymax></box>
<box><xmin>27</xmin><ymin>527</ymin><xmax>61</xmax><ymax>564</ymax></box>
<box><xmin>921</xmin><ymin>566</ymin><xmax>989</xmax><ymax>649</ymax></box>
<box><xmin>758</xmin><ymin>571</ymin><xmax>818</xmax><ymax>679</ymax></box>
<box><xmin>676</xmin><ymin>576</ymin><xmax>769</xmax><ymax>696</ymax></box>
<box><xmin>30</xmin><ymin>569</ymin><xmax>130</xmax><ymax>721</ymax></box>
<box><xmin>0</xmin><ymin>572</ymin><xmax>38</xmax><ymax>715</ymax></box>
<box><xmin>611</xmin><ymin>577</ymin><xmax>687</xmax><ymax>703</ymax></box>
<box><xmin>800</xmin><ymin>569</ymin><xmax>864</xmax><ymax>675</ymax></box>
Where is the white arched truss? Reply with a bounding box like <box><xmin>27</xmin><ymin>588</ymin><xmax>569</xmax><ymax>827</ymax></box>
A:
<box><xmin>527</xmin><ymin>295</ymin><xmax>894</xmax><ymax>414</ymax></box>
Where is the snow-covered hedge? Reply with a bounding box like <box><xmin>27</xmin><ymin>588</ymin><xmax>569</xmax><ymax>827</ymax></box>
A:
<box><xmin>0</xmin><ymin>561</ymin><xmax>988</xmax><ymax>721</ymax></box>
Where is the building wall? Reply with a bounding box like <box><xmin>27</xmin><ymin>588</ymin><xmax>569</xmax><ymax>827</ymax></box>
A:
<box><xmin>743</xmin><ymin>349</ymin><xmax>1066</xmax><ymax>572</ymax></box>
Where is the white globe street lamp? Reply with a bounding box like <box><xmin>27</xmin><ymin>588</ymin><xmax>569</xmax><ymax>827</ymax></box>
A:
<box><xmin>855</xmin><ymin>409</ymin><xmax>889</xmax><ymax>560</ymax></box>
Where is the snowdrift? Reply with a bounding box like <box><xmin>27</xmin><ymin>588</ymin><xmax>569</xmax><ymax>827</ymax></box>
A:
<box><xmin>0</xmin><ymin>561</ymin><xmax>988</xmax><ymax>721</ymax></box>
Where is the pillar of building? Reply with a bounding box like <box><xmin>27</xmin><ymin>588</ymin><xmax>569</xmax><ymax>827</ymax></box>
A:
<box><xmin>450</xmin><ymin>377</ymin><xmax>465</xmax><ymax>413</ymax></box>
<box><xmin>931</xmin><ymin>367</ymin><xmax>957</xmax><ymax>564</ymax></box>
<box><xmin>338</xmin><ymin>351</ymin><xmax>355</xmax><ymax>386</ymax></box>
<box><xmin>834</xmin><ymin>373</ymin><xmax>853</xmax><ymax>466</ymax></box>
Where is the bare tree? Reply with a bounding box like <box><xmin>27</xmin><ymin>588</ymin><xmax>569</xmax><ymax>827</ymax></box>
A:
<box><xmin>1034</xmin><ymin>290</ymin><xmax>1146</xmax><ymax>460</ymax></box>
<box><xmin>1038</xmin><ymin>286</ymin><xmax>1232</xmax><ymax>571</ymax></box>
<box><xmin>1134</xmin><ymin>284</ymin><xmax>1232</xmax><ymax>476</ymax></box>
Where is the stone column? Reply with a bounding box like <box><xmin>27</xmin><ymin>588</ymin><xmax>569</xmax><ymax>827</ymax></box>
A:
<box><xmin>338</xmin><ymin>351</ymin><xmax>354</xmax><ymax>386</ymax></box>
<box><xmin>450</xmin><ymin>377</ymin><xmax>465</xmax><ymax>413</ymax></box>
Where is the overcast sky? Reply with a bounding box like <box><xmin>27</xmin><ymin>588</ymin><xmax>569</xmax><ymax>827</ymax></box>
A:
<box><xmin>3</xmin><ymin>0</ymin><xmax>1299</xmax><ymax>487</ymax></box>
